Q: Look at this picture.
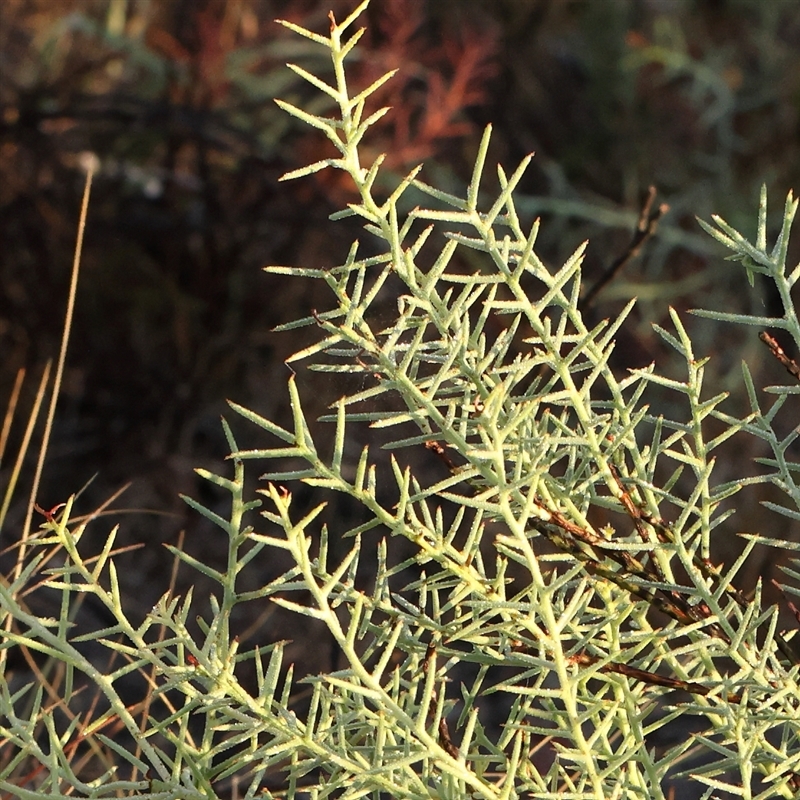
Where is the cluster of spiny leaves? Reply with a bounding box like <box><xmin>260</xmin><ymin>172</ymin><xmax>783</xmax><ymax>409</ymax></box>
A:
<box><xmin>231</xmin><ymin>3</ymin><xmax>800</xmax><ymax>797</ymax></box>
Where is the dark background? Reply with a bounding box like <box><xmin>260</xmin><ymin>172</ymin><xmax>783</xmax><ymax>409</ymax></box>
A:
<box><xmin>3</xmin><ymin>0</ymin><xmax>800</xmax><ymax>672</ymax></box>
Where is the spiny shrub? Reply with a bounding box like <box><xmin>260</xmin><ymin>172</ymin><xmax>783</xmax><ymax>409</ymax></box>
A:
<box><xmin>5</xmin><ymin>1</ymin><xmax>800</xmax><ymax>797</ymax></box>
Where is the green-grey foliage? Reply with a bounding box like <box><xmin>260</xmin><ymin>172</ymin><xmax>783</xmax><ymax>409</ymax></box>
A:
<box><xmin>7</xmin><ymin>1</ymin><xmax>800</xmax><ymax>797</ymax></box>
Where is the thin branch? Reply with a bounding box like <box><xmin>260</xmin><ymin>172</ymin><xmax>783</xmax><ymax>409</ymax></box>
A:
<box><xmin>759</xmin><ymin>331</ymin><xmax>800</xmax><ymax>381</ymax></box>
<box><xmin>580</xmin><ymin>186</ymin><xmax>669</xmax><ymax>312</ymax></box>
<box><xmin>23</xmin><ymin>164</ymin><xmax>94</xmax><ymax>546</ymax></box>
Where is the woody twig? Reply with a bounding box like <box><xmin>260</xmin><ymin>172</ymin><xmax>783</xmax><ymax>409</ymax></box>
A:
<box><xmin>580</xmin><ymin>186</ymin><xmax>669</xmax><ymax>312</ymax></box>
<box><xmin>759</xmin><ymin>331</ymin><xmax>800</xmax><ymax>381</ymax></box>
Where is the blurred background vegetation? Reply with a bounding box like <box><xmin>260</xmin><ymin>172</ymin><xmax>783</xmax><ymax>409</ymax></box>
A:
<box><xmin>4</xmin><ymin>0</ymin><xmax>800</xmax><ymax>668</ymax></box>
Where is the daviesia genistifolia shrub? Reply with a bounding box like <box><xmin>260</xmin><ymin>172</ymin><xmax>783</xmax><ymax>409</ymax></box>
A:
<box><xmin>6</xmin><ymin>1</ymin><xmax>800</xmax><ymax>797</ymax></box>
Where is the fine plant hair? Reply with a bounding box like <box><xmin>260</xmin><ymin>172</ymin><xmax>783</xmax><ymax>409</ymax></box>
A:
<box><xmin>7</xmin><ymin>2</ymin><xmax>800</xmax><ymax>798</ymax></box>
